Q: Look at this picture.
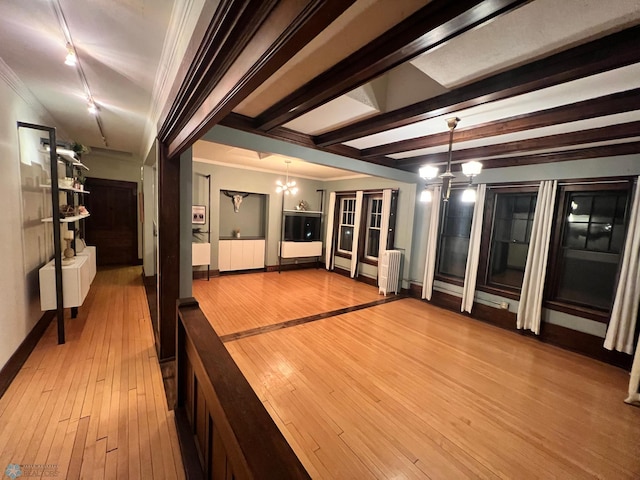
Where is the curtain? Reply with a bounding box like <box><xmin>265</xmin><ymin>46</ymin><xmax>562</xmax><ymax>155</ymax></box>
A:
<box><xmin>422</xmin><ymin>185</ymin><xmax>441</xmax><ymax>300</ymax></box>
<box><xmin>604</xmin><ymin>178</ymin><xmax>640</xmax><ymax>354</ymax></box>
<box><xmin>377</xmin><ymin>189</ymin><xmax>392</xmax><ymax>261</ymax></box>
<box><xmin>626</xmin><ymin>334</ymin><xmax>640</xmax><ymax>406</ymax></box>
<box><xmin>350</xmin><ymin>191</ymin><xmax>364</xmax><ymax>278</ymax></box>
<box><xmin>461</xmin><ymin>184</ymin><xmax>487</xmax><ymax>313</ymax></box>
<box><xmin>324</xmin><ymin>192</ymin><xmax>336</xmax><ymax>270</ymax></box>
<box><xmin>517</xmin><ymin>180</ymin><xmax>557</xmax><ymax>334</ymax></box>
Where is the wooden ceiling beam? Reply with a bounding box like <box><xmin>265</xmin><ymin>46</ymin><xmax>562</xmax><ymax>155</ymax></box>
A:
<box><xmin>253</xmin><ymin>0</ymin><xmax>530</xmax><ymax>132</ymax></box>
<box><xmin>398</xmin><ymin>121</ymin><xmax>640</xmax><ymax>167</ymax></box>
<box><xmin>163</xmin><ymin>0</ymin><xmax>357</xmax><ymax>158</ymax></box>
<box><xmin>315</xmin><ymin>25</ymin><xmax>640</xmax><ymax>147</ymax></box>
<box><xmin>397</xmin><ymin>142</ymin><xmax>640</xmax><ymax>173</ymax></box>
<box><xmin>361</xmin><ymin>88</ymin><xmax>640</xmax><ymax>158</ymax></box>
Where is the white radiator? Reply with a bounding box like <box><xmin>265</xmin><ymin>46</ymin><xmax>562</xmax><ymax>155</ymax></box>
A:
<box><xmin>379</xmin><ymin>249</ymin><xmax>402</xmax><ymax>296</ymax></box>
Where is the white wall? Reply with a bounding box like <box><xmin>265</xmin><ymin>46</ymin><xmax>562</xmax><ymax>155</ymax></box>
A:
<box><xmin>0</xmin><ymin>65</ymin><xmax>67</xmax><ymax>370</ymax></box>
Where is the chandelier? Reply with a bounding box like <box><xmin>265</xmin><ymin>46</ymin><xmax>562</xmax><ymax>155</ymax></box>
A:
<box><xmin>419</xmin><ymin>117</ymin><xmax>482</xmax><ymax>203</ymax></box>
<box><xmin>276</xmin><ymin>160</ymin><xmax>298</xmax><ymax>195</ymax></box>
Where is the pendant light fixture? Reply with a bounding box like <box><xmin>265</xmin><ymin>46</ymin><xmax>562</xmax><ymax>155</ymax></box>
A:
<box><xmin>419</xmin><ymin>117</ymin><xmax>482</xmax><ymax>202</ymax></box>
<box><xmin>276</xmin><ymin>160</ymin><xmax>298</xmax><ymax>195</ymax></box>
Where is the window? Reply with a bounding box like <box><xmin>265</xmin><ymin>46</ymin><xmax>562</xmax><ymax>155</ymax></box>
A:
<box><xmin>550</xmin><ymin>186</ymin><xmax>629</xmax><ymax>311</ymax></box>
<box><xmin>364</xmin><ymin>197</ymin><xmax>383</xmax><ymax>259</ymax></box>
<box><xmin>436</xmin><ymin>190</ymin><xmax>474</xmax><ymax>279</ymax></box>
<box><xmin>338</xmin><ymin>197</ymin><xmax>356</xmax><ymax>253</ymax></box>
<box><xmin>487</xmin><ymin>193</ymin><xmax>537</xmax><ymax>289</ymax></box>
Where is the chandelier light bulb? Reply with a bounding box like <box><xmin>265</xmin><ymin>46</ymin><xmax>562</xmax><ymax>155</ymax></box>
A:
<box><xmin>461</xmin><ymin>186</ymin><xmax>477</xmax><ymax>203</ymax></box>
<box><xmin>64</xmin><ymin>43</ymin><xmax>77</xmax><ymax>66</ymax></box>
<box><xmin>419</xmin><ymin>165</ymin><xmax>439</xmax><ymax>180</ymax></box>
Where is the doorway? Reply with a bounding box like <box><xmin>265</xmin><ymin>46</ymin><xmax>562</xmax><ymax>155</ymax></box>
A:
<box><xmin>84</xmin><ymin>178</ymin><xmax>138</xmax><ymax>266</ymax></box>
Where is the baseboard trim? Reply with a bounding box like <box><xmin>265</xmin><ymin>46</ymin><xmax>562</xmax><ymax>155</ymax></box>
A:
<box><xmin>265</xmin><ymin>262</ymin><xmax>319</xmax><ymax>272</ymax></box>
<box><xmin>0</xmin><ymin>310</ymin><xmax>56</xmax><ymax>399</ymax></box>
<box><xmin>193</xmin><ymin>269</ymin><xmax>220</xmax><ymax>280</ymax></box>
<box><xmin>408</xmin><ymin>283</ymin><xmax>632</xmax><ymax>370</ymax></box>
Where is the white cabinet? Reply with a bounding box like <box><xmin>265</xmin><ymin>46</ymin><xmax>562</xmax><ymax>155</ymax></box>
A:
<box><xmin>218</xmin><ymin>239</ymin><xmax>265</xmax><ymax>272</ymax></box>
<box><xmin>39</xmin><ymin>246</ymin><xmax>97</xmax><ymax>310</ymax></box>
<box><xmin>279</xmin><ymin>241</ymin><xmax>322</xmax><ymax>258</ymax></box>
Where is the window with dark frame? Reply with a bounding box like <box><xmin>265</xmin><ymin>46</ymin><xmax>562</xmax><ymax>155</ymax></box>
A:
<box><xmin>338</xmin><ymin>197</ymin><xmax>356</xmax><ymax>253</ymax></box>
<box><xmin>436</xmin><ymin>190</ymin><xmax>474</xmax><ymax>280</ymax></box>
<box><xmin>364</xmin><ymin>196</ymin><xmax>383</xmax><ymax>260</ymax></box>
<box><xmin>487</xmin><ymin>193</ymin><xmax>537</xmax><ymax>289</ymax></box>
<box><xmin>550</xmin><ymin>187</ymin><xmax>630</xmax><ymax>311</ymax></box>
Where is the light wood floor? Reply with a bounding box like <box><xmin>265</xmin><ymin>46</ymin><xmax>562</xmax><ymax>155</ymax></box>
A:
<box><xmin>197</xmin><ymin>270</ymin><xmax>640</xmax><ymax>479</ymax></box>
<box><xmin>0</xmin><ymin>267</ymin><xmax>184</xmax><ymax>479</ymax></box>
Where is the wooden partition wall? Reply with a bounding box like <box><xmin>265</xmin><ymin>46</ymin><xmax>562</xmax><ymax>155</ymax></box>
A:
<box><xmin>175</xmin><ymin>298</ymin><xmax>310</xmax><ymax>480</ymax></box>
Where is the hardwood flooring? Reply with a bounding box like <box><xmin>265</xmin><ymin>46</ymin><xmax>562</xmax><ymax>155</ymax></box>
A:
<box><xmin>0</xmin><ymin>266</ymin><xmax>184</xmax><ymax>479</ymax></box>
<box><xmin>196</xmin><ymin>270</ymin><xmax>640</xmax><ymax>479</ymax></box>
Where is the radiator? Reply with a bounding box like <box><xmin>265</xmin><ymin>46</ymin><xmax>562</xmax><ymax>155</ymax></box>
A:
<box><xmin>379</xmin><ymin>250</ymin><xmax>402</xmax><ymax>296</ymax></box>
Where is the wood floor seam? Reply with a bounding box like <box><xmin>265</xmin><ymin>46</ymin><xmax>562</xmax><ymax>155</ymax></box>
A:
<box><xmin>220</xmin><ymin>294</ymin><xmax>407</xmax><ymax>343</ymax></box>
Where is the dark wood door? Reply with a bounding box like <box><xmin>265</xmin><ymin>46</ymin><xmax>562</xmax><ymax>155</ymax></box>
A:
<box><xmin>84</xmin><ymin>178</ymin><xmax>138</xmax><ymax>266</ymax></box>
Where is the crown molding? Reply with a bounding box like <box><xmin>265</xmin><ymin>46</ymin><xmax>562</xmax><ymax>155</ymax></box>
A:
<box><xmin>0</xmin><ymin>57</ymin><xmax>69</xmax><ymax>138</ymax></box>
<box><xmin>142</xmin><ymin>0</ymin><xmax>206</xmax><ymax>158</ymax></box>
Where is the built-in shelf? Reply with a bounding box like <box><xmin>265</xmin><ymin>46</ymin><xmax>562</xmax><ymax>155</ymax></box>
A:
<box><xmin>43</xmin><ymin>146</ymin><xmax>90</xmax><ymax>170</ymax></box>
<box><xmin>283</xmin><ymin>209</ymin><xmax>322</xmax><ymax>214</ymax></box>
<box><xmin>40</xmin><ymin>184</ymin><xmax>90</xmax><ymax>194</ymax></box>
<box><xmin>41</xmin><ymin>213</ymin><xmax>90</xmax><ymax>223</ymax></box>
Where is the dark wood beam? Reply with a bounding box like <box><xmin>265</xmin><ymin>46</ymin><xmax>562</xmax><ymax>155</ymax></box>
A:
<box><xmin>166</xmin><ymin>0</ymin><xmax>356</xmax><ymax>157</ymax></box>
<box><xmin>397</xmin><ymin>141</ymin><xmax>640</xmax><ymax>172</ymax></box>
<box><xmin>157</xmin><ymin>143</ymin><xmax>180</xmax><ymax>360</ymax></box>
<box><xmin>361</xmin><ymin>88</ymin><xmax>640</xmax><ymax>158</ymax></box>
<box><xmin>399</xmin><ymin>121</ymin><xmax>640</xmax><ymax>167</ymax></box>
<box><xmin>220</xmin><ymin>113</ymin><xmax>397</xmax><ymax>168</ymax></box>
<box><xmin>315</xmin><ymin>25</ymin><xmax>640</xmax><ymax>147</ymax></box>
<box><xmin>254</xmin><ymin>0</ymin><xmax>530</xmax><ymax>131</ymax></box>
<box><xmin>159</xmin><ymin>0</ymin><xmax>278</xmax><ymax>144</ymax></box>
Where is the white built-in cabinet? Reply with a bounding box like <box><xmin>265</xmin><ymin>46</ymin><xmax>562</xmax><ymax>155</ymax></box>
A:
<box><xmin>218</xmin><ymin>239</ymin><xmax>265</xmax><ymax>272</ymax></box>
<box><xmin>39</xmin><ymin>246</ymin><xmax>96</xmax><ymax>310</ymax></box>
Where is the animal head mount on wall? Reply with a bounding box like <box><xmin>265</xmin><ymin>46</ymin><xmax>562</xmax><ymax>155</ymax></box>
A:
<box><xmin>222</xmin><ymin>190</ymin><xmax>251</xmax><ymax>213</ymax></box>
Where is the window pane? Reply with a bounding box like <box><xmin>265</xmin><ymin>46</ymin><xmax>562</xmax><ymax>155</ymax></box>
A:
<box><xmin>554</xmin><ymin>189</ymin><xmax>629</xmax><ymax>311</ymax></box>
<box><xmin>487</xmin><ymin>193</ymin><xmax>537</xmax><ymax>289</ymax></box>
<box><xmin>564</xmin><ymin>223</ymin><xmax>587</xmax><ymax>249</ymax></box>
<box><xmin>592</xmin><ymin>195</ymin><xmax>616</xmax><ymax>223</ymax></box>
<box><xmin>557</xmin><ymin>250</ymin><xmax>618</xmax><ymax>310</ymax></box>
<box><xmin>586</xmin><ymin>223</ymin><xmax>611</xmax><ymax>251</ymax></box>
<box><xmin>439</xmin><ymin>236</ymin><xmax>469</xmax><ymax>278</ymax></box>
<box><xmin>339</xmin><ymin>226</ymin><xmax>353</xmax><ymax>251</ymax></box>
<box><xmin>366</xmin><ymin>230</ymin><xmax>380</xmax><ymax>258</ymax></box>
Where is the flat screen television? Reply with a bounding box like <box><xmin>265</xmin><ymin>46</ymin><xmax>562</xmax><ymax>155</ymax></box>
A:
<box><xmin>284</xmin><ymin>214</ymin><xmax>321</xmax><ymax>242</ymax></box>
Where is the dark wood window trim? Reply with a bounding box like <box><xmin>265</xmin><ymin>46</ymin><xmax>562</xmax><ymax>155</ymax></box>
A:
<box><xmin>544</xmin><ymin>178</ymin><xmax>634</xmax><ymax>322</ymax></box>
<box><xmin>335</xmin><ymin>251</ymin><xmax>352</xmax><ymax>260</ymax></box>
<box><xmin>475</xmin><ymin>284</ymin><xmax>521</xmax><ymax>301</ymax></box>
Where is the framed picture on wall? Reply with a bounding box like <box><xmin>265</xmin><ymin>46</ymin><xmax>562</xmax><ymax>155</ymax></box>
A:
<box><xmin>192</xmin><ymin>205</ymin><xmax>206</xmax><ymax>224</ymax></box>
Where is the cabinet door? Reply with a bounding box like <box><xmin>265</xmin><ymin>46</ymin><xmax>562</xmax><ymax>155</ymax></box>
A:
<box><xmin>253</xmin><ymin>240</ymin><xmax>265</xmax><ymax>268</ymax></box>
<box><xmin>230</xmin><ymin>241</ymin><xmax>244</xmax><ymax>270</ymax></box>
<box><xmin>218</xmin><ymin>241</ymin><xmax>231</xmax><ymax>271</ymax></box>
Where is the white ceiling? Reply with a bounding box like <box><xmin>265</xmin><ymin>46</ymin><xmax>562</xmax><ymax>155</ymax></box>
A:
<box><xmin>193</xmin><ymin>141</ymin><xmax>368</xmax><ymax>181</ymax></box>
<box><xmin>0</xmin><ymin>0</ymin><xmax>175</xmax><ymax>155</ymax></box>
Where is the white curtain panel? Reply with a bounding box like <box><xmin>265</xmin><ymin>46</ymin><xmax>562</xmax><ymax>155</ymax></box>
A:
<box><xmin>626</xmin><ymin>336</ymin><xmax>640</xmax><ymax>406</ymax></box>
<box><xmin>422</xmin><ymin>185</ymin><xmax>442</xmax><ymax>300</ymax></box>
<box><xmin>461</xmin><ymin>184</ymin><xmax>487</xmax><ymax>313</ymax></box>
<box><xmin>517</xmin><ymin>180</ymin><xmax>558</xmax><ymax>334</ymax></box>
<box><xmin>604</xmin><ymin>178</ymin><xmax>640</xmax><ymax>354</ymax></box>
<box><xmin>350</xmin><ymin>191</ymin><xmax>364</xmax><ymax>278</ymax></box>
<box><xmin>324</xmin><ymin>192</ymin><xmax>336</xmax><ymax>270</ymax></box>
<box><xmin>378</xmin><ymin>189</ymin><xmax>392</xmax><ymax>286</ymax></box>
<box><xmin>377</xmin><ymin>189</ymin><xmax>392</xmax><ymax>260</ymax></box>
